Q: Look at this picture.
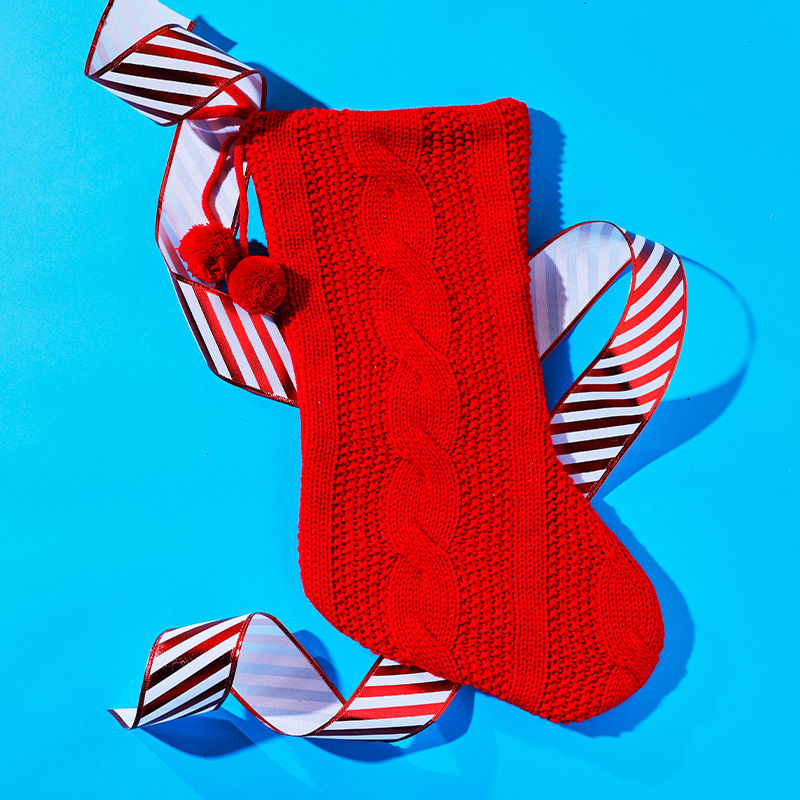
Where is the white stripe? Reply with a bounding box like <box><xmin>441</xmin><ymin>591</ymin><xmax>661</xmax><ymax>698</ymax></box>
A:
<box><xmin>110</xmin><ymin>707</ymin><xmax>137</xmax><ymax>728</ymax></box>
<box><xmin>603</xmin><ymin>311</ymin><xmax>684</xmax><ymax>367</ymax></box>
<box><xmin>614</xmin><ymin>282</ymin><xmax>684</xmax><ymax>347</ymax></box>
<box><xmin>630</xmin><ymin>234</ymin><xmax>647</xmax><ymax>257</ymax></box>
<box><xmin>160</xmin><ymin>618</ymin><xmax>218</xmax><ymax>643</ymax></box>
<box><xmin>145</xmin><ymin>634</ymin><xmax>239</xmax><ymax>704</ymax></box>
<box><xmin>152</xmin><ymin>617</ymin><xmax>247</xmax><ymax>671</ymax></box>
<box><xmin>584</xmin><ymin>343</ymin><xmax>678</xmax><ymax>385</ymax></box>
<box><xmin>365</xmin><ymin>672</ymin><xmax>447</xmax><ymax>687</ymax></box>
<box><xmin>558</xmin><ymin>444</ymin><xmax>622</xmax><ymax>465</ymax></box>
<box><xmin>566</xmin><ymin>373</ymin><xmax>668</xmax><ymax>403</ymax></box>
<box><xmin>551</xmin><ymin>422</ymin><xmax>639</xmax><ymax>445</ymax></box>
<box><xmin>105</xmin><ymin>67</ymin><xmax>213</xmax><ymax>98</ymax></box>
<box><xmin>158</xmin><ymin>226</ymin><xmax>187</xmax><ymax>276</ymax></box>
<box><xmin>148</xmin><ymin>32</ymin><xmax>246</xmax><ymax>69</ymax></box>
<box><xmin>102</xmin><ymin>84</ymin><xmax>190</xmax><ymax>115</ymax></box>
<box><xmin>552</xmin><ymin>401</ymin><xmax>654</xmax><ymax>425</ymax></box>
<box><xmin>143</xmin><ymin>691</ymin><xmax>225</xmax><ymax>727</ymax></box>
<box><xmin>632</xmin><ymin>242</ymin><xmax>664</xmax><ymax>289</ymax></box>
<box><xmin>568</xmin><ymin>468</ymin><xmax>606</xmax><ymax>485</ymax></box>
<box><xmin>348</xmin><ymin>690</ymin><xmax>453</xmax><ymax>710</ymax></box>
<box><xmin>262</xmin><ymin>315</ymin><xmax>296</xmax><ymax>385</ymax></box>
<box><xmin>629</xmin><ymin>254</ymin><xmax>679</xmax><ymax>317</ymax></box>
<box><xmin>235</xmin><ymin>306</ymin><xmax>285</xmax><ymax>395</ymax></box>
<box><xmin>140</xmin><ymin>669</ymin><xmax>230</xmax><ymax>725</ymax></box>
<box><xmin>177</xmin><ymin>283</ymin><xmax>231</xmax><ymax>378</ymax></box>
<box><xmin>325</xmin><ymin>714</ymin><xmax>435</xmax><ymax>730</ymax></box>
<box><xmin>207</xmin><ymin>294</ymin><xmax>259</xmax><ymax>388</ymax></box>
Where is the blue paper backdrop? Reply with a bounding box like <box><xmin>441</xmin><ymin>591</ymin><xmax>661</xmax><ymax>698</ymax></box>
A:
<box><xmin>1</xmin><ymin>1</ymin><xmax>796</xmax><ymax>797</ymax></box>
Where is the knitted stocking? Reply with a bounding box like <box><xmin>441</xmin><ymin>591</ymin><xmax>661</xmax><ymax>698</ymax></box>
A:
<box><xmin>239</xmin><ymin>99</ymin><xmax>663</xmax><ymax>722</ymax></box>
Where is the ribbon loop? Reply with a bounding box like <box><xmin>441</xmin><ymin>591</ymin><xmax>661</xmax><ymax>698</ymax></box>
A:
<box><xmin>530</xmin><ymin>222</ymin><xmax>687</xmax><ymax>496</ymax></box>
<box><xmin>111</xmin><ymin>613</ymin><xmax>459</xmax><ymax>741</ymax></box>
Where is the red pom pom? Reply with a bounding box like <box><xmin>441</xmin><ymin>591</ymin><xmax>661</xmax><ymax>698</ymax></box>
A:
<box><xmin>227</xmin><ymin>256</ymin><xmax>287</xmax><ymax>314</ymax></box>
<box><xmin>178</xmin><ymin>222</ymin><xmax>242</xmax><ymax>283</ymax></box>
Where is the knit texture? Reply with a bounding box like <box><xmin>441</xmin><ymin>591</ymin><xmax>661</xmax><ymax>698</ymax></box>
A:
<box><xmin>240</xmin><ymin>99</ymin><xmax>663</xmax><ymax>722</ymax></box>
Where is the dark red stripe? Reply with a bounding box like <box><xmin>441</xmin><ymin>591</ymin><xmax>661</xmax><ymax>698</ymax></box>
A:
<box><xmin>150</xmin><ymin>621</ymin><xmax>245</xmax><ymax>686</ymax></box>
<box><xmin>96</xmin><ymin>75</ymin><xmax>200</xmax><ymax>107</ymax></box>
<box><xmin>560</xmin><ymin>395</ymin><xmax>641</xmax><ymax>411</ymax></box>
<box><xmin>630</xmin><ymin>247</ymin><xmax>674</xmax><ymax>299</ymax></box>
<box><xmin>632</xmin><ymin>238</ymin><xmax>656</xmax><ymax>270</ymax></box>
<box><xmin>601</xmin><ymin>329</ymin><xmax>683</xmax><ymax>382</ymax></box>
<box><xmin>549</xmin><ymin>414</ymin><xmax>644</xmax><ymax>435</ymax></box>
<box><xmin>372</xmin><ymin>664</ymin><xmax>426</xmax><ymax>677</ymax></box>
<box><xmin>620</xmin><ymin>269</ymin><xmax>684</xmax><ymax>334</ymax></box>
<box><xmin>141</xmin><ymin>652</ymin><xmax>233</xmax><ymax>718</ymax></box>
<box><xmin>221</xmin><ymin>299</ymin><xmax>273</xmax><ymax>392</ymax></box>
<box><xmin>584</xmin><ymin>361</ymin><xmax>670</xmax><ymax>394</ymax></box>
<box><xmin>314</xmin><ymin>725</ymin><xmax>421</xmax><ymax>737</ymax></box>
<box><xmin>143</xmin><ymin>681</ymin><xmax>228</xmax><ymax>726</ymax></box>
<box><xmin>157</xmin><ymin>619</ymin><xmax>229</xmax><ymax>655</ymax></box>
<box><xmin>561</xmin><ymin>457</ymin><xmax>614</xmax><ymax>475</ymax></box>
<box><xmin>193</xmin><ymin>287</ymin><xmax>246</xmax><ymax>384</ymax></box>
<box><xmin>112</xmin><ymin>60</ymin><xmax>227</xmax><ymax>89</ymax></box>
<box><xmin>553</xmin><ymin>434</ymin><xmax>629</xmax><ymax>455</ymax></box>
<box><xmin>606</xmin><ymin>302</ymin><xmax>684</xmax><ymax>358</ymax></box>
<box><xmin>250</xmin><ymin>313</ymin><xmax>295</xmax><ymax>400</ymax></box>
<box><xmin>142</xmin><ymin>40</ymin><xmax>245</xmax><ymax>73</ymax></box>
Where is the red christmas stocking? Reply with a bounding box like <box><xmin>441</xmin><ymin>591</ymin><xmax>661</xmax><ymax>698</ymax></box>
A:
<box><xmin>238</xmin><ymin>98</ymin><xmax>663</xmax><ymax>722</ymax></box>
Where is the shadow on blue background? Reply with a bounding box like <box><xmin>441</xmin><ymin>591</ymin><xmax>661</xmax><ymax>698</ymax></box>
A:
<box><xmin>147</xmin><ymin>9</ymin><xmax>754</xmax><ymax>763</ymax></box>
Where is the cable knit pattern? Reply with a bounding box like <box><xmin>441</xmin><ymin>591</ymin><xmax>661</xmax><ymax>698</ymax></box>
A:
<box><xmin>239</xmin><ymin>99</ymin><xmax>664</xmax><ymax>722</ymax></box>
<box><xmin>346</xmin><ymin>113</ymin><xmax>462</xmax><ymax>678</ymax></box>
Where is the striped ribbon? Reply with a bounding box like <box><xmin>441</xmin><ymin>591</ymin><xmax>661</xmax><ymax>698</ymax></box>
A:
<box><xmin>531</xmin><ymin>222</ymin><xmax>687</xmax><ymax>498</ymax></box>
<box><xmin>87</xmin><ymin>1</ymin><xmax>687</xmax><ymax>740</ymax></box>
<box><xmin>110</xmin><ymin>613</ymin><xmax>458</xmax><ymax>741</ymax></box>
<box><xmin>85</xmin><ymin>0</ymin><xmax>297</xmax><ymax>403</ymax></box>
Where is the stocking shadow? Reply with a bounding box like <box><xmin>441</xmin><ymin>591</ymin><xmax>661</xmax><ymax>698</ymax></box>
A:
<box><xmin>540</xmin><ymin>257</ymin><xmax>753</xmax><ymax>735</ymax></box>
<box><xmin>567</xmin><ymin>500</ymin><xmax>694</xmax><ymax>737</ymax></box>
<box><xmin>527</xmin><ymin>107</ymin><xmax>565</xmax><ymax>250</ymax></box>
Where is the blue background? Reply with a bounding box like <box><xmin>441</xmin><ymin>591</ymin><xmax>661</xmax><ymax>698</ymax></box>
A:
<box><xmin>1</xmin><ymin>1</ymin><xmax>796</xmax><ymax>797</ymax></box>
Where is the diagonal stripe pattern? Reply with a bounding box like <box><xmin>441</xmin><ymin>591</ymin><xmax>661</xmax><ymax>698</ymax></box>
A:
<box><xmin>530</xmin><ymin>222</ymin><xmax>687</xmax><ymax>497</ymax></box>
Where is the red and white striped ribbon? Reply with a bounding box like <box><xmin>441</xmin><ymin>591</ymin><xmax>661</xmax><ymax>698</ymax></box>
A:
<box><xmin>531</xmin><ymin>222</ymin><xmax>687</xmax><ymax>497</ymax></box>
<box><xmin>86</xmin><ymin>0</ymin><xmax>297</xmax><ymax>403</ymax></box>
<box><xmin>87</xmin><ymin>2</ymin><xmax>687</xmax><ymax>741</ymax></box>
<box><xmin>110</xmin><ymin>613</ymin><xmax>459</xmax><ymax>741</ymax></box>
